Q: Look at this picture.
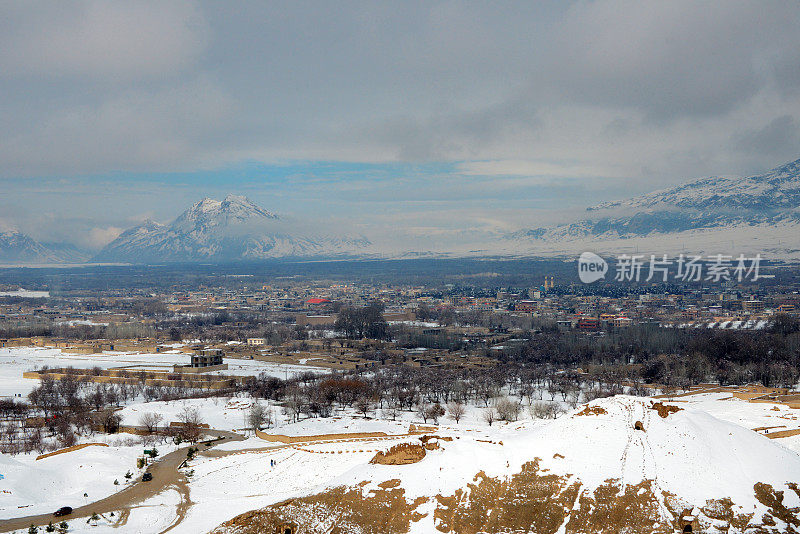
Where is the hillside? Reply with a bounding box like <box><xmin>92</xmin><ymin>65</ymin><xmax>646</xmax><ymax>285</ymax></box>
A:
<box><xmin>93</xmin><ymin>195</ymin><xmax>372</xmax><ymax>263</ymax></box>
<box><xmin>210</xmin><ymin>396</ymin><xmax>800</xmax><ymax>534</ymax></box>
<box><xmin>509</xmin><ymin>158</ymin><xmax>800</xmax><ymax>258</ymax></box>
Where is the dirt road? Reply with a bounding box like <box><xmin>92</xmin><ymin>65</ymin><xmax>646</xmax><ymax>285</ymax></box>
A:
<box><xmin>0</xmin><ymin>429</ymin><xmax>244</xmax><ymax>533</ymax></box>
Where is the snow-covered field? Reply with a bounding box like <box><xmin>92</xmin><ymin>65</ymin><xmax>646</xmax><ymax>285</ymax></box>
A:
<box><xmin>119</xmin><ymin>397</ymin><xmax>258</xmax><ymax>431</ymax></box>
<box><xmin>0</xmin><ymin>443</ymin><xmax>152</xmax><ymax>517</ymax></box>
<box><xmin>65</xmin><ymin>489</ymin><xmax>183</xmax><ymax>534</ymax></box>
<box><xmin>0</xmin><ymin>346</ymin><xmax>327</xmax><ymax>399</ymax></box>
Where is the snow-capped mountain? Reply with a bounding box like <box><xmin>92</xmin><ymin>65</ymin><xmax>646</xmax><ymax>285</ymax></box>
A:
<box><xmin>0</xmin><ymin>230</ymin><xmax>90</xmax><ymax>264</ymax></box>
<box><xmin>93</xmin><ymin>195</ymin><xmax>372</xmax><ymax>263</ymax></box>
<box><xmin>591</xmin><ymin>158</ymin><xmax>800</xmax><ymax>212</ymax></box>
<box><xmin>509</xmin><ymin>158</ymin><xmax>800</xmax><ymax>256</ymax></box>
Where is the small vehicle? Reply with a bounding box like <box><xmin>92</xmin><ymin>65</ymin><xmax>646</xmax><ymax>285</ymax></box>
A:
<box><xmin>53</xmin><ymin>506</ymin><xmax>73</xmax><ymax>517</ymax></box>
<box><xmin>141</xmin><ymin>472</ymin><xmax>153</xmax><ymax>482</ymax></box>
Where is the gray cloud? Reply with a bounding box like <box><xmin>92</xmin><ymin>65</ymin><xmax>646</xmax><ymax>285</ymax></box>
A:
<box><xmin>0</xmin><ymin>1</ymin><xmax>207</xmax><ymax>80</ymax></box>
<box><xmin>546</xmin><ymin>1</ymin><xmax>800</xmax><ymax>120</ymax></box>
<box><xmin>733</xmin><ymin>115</ymin><xmax>800</xmax><ymax>158</ymax></box>
<box><xmin>2</xmin><ymin>1</ymin><xmax>800</xmax><ymax>249</ymax></box>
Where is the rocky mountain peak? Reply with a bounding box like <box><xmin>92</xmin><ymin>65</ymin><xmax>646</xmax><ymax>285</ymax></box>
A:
<box><xmin>93</xmin><ymin>195</ymin><xmax>370</xmax><ymax>263</ymax></box>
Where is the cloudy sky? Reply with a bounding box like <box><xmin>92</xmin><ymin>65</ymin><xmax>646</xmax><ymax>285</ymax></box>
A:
<box><xmin>2</xmin><ymin>1</ymin><xmax>800</xmax><ymax>250</ymax></box>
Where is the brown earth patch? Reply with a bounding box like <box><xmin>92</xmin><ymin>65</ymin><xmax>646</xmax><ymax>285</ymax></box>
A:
<box><xmin>409</xmin><ymin>424</ymin><xmax>437</xmax><ymax>434</ymax></box>
<box><xmin>651</xmin><ymin>402</ymin><xmax>682</xmax><ymax>418</ymax></box>
<box><xmin>208</xmin><ymin>468</ymin><xmax>800</xmax><ymax>534</ymax></box>
<box><xmin>701</xmin><ymin>497</ymin><xmax>755</xmax><ymax>531</ymax></box>
<box><xmin>370</xmin><ymin>443</ymin><xmax>427</xmax><ymax>465</ymax></box>
<box><xmin>208</xmin><ymin>484</ymin><xmax>428</xmax><ymax>534</ymax></box>
<box><xmin>434</xmin><ymin>461</ymin><xmax>582</xmax><ymax>534</ymax></box>
<box><xmin>755</xmin><ymin>482</ymin><xmax>800</xmax><ymax>531</ymax></box>
<box><xmin>764</xmin><ymin>428</ymin><xmax>800</xmax><ymax>439</ymax></box>
<box><xmin>575</xmin><ymin>405</ymin><xmax>608</xmax><ymax>416</ymax></box>
<box><xmin>255</xmin><ymin>429</ymin><xmax>390</xmax><ymax>444</ymax></box>
<box><xmin>566</xmin><ymin>479</ymin><xmax>664</xmax><ymax>534</ymax></box>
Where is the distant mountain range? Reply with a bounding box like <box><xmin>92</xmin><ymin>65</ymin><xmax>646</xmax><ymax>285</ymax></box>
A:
<box><xmin>92</xmin><ymin>195</ymin><xmax>372</xmax><ymax>263</ymax></box>
<box><xmin>3</xmin><ymin>159</ymin><xmax>800</xmax><ymax>264</ymax></box>
<box><xmin>507</xmin><ymin>158</ymin><xmax>800</xmax><ymax>256</ymax></box>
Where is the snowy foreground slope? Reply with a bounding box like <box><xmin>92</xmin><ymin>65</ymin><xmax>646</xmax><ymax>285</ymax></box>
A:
<box><xmin>210</xmin><ymin>396</ymin><xmax>800</xmax><ymax>534</ymax></box>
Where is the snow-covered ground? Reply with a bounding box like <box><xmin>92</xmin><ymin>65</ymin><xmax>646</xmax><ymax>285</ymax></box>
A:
<box><xmin>656</xmin><ymin>390</ymin><xmax>800</xmax><ymax>454</ymax></box>
<box><xmin>0</xmin><ymin>346</ymin><xmax>328</xmax><ymax>399</ymax></box>
<box><xmin>119</xmin><ymin>397</ymin><xmax>260</xmax><ymax>431</ymax></box>
<box><xmin>65</xmin><ymin>489</ymin><xmax>183</xmax><ymax>534</ymax></box>
<box><xmin>6</xmin><ymin>342</ymin><xmax>800</xmax><ymax>532</ymax></box>
<box><xmin>4</xmin><ymin>392</ymin><xmax>800</xmax><ymax>532</ymax></box>
<box><xmin>0</xmin><ymin>443</ymin><xmax>153</xmax><ymax>517</ymax></box>
<box><xmin>175</xmin><ymin>396</ymin><xmax>800</xmax><ymax>533</ymax></box>
<box><xmin>177</xmin><ymin>442</ymin><xmax>384</xmax><ymax>533</ymax></box>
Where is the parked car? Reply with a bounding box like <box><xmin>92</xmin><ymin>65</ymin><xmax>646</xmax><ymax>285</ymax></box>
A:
<box><xmin>53</xmin><ymin>506</ymin><xmax>73</xmax><ymax>517</ymax></box>
<box><xmin>141</xmin><ymin>472</ymin><xmax>153</xmax><ymax>482</ymax></box>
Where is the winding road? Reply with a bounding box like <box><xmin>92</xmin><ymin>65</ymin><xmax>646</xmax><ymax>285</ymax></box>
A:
<box><xmin>0</xmin><ymin>429</ymin><xmax>245</xmax><ymax>534</ymax></box>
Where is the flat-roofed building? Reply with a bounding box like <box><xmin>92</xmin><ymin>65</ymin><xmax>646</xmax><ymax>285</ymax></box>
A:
<box><xmin>743</xmin><ymin>300</ymin><xmax>765</xmax><ymax>312</ymax></box>
<box><xmin>191</xmin><ymin>348</ymin><xmax>223</xmax><ymax>368</ymax></box>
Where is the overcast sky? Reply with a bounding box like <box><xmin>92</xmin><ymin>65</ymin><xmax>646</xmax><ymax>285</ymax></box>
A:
<box><xmin>2</xmin><ymin>1</ymin><xmax>800</xmax><ymax>250</ymax></box>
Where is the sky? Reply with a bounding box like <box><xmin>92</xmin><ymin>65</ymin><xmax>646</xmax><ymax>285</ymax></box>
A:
<box><xmin>1</xmin><ymin>1</ymin><xmax>800</xmax><ymax>251</ymax></box>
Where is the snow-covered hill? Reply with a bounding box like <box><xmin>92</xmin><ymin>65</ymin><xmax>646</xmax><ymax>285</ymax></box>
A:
<box><xmin>508</xmin><ymin>158</ymin><xmax>800</xmax><ymax>258</ymax></box>
<box><xmin>210</xmin><ymin>396</ymin><xmax>800</xmax><ymax>534</ymax></box>
<box><xmin>93</xmin><ymin>195</ymin><xmax>372</xmax><ymax>263</ymax></box>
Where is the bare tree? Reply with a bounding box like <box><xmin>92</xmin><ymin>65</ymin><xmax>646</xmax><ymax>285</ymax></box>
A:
<box><xmin>496</xmin><ymin>397</ymin><xmax>521</xmax><ymax>422</ymax></box>
<box><xmin>447</xmin><ymin>402</ymin><xmax>466</xmax><ymax>424</ymax></box>
<box><xmin>425</xmin><ymin>403</ymin><xmax>445</xmax><ymax>424</ymax></box>
<box><xmin>529</xmin><ymin>401</ymin><xmax>564</xmax><ymax>420</ymax></box>
<box><xmin>263</xmin><ymin>406</ymin><xmax>274</xmax><ymax>429</ymax></box>
<box><xmin>382</xmin><ymin>405</ymin><xmax>399</xmax><ymax>421</ymax></box>
<box><xmin>95</xmin><ymin>410</ymin><xmax>122</xmax><ymax>434</ymax></box>
<box><xmin>566</xmin><ymin>387</ymin><xmax>581</xmax><ymax>409</ymax></box>
<box><xmin>482</xmin><ymin>406</ymin><xmax>497</xmax><ymax>426</ymax></box>
<box><xmin>139</xmin><ymin>412</ymin><xmax>163</xmax><ymax>434</ymax></box>
<box><xmin>416</xmin><ymin>403</ymin><xmax>431</xmax><ymax>424</ymax></box>
<box><xmin>355</xmin><ymin>397</ymin><xmax>373</xmax><ymax>419</ymax></box>
<box><xmin>177</xmin><ymin>406</ymin><xmax>204</xmax><ymax>443</ymax></box>
<box><xmin>247</xmin><ymin>402</ymin><xmax>268</xmax><ymax>432</ymax></box>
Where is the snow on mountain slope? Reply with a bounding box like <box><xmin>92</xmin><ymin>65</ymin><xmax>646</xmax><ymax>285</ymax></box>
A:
<box><xmin>209</xmin><ymin>396</ymin><xmax>800</xmax><ymax>534</ymax></box>
<box><xmin>0</xmin><ymin>230</ymin><xmax>90</xmax><ymax>265</ymax></box>
<box><xmin>591</xmin><ymin>158</ymin><xmax>800</xmax><ymax>212</ymax></box>
<box><xmin>509</xmin><ymin>158</ymin><xmax>800</xmax><ymax>258</ymax></box>
<box><xmin>93</xmin><ymin>194</ymin><xmax>372</xmax><ymax>263</ymax></box>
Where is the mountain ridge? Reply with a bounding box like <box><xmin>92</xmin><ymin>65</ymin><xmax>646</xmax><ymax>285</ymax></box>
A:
<box><xmin>0</xmin><ymin>230</ymin><xmax>91</xmax><ymax>264</ymax></box>
<box><xmin>92</xmin><ymin>195</ymin><xmax>372</xmax><ymax>263</ymax></box>
<box><xmin>510</xmin><ymin>157</ymin><xmax>800</xmax><ymax>244</ymax></box>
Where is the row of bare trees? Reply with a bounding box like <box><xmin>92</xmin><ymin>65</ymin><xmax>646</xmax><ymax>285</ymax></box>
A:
<box><xmin>233</xmin><ymin>362</ymin><xmax>640</xmax><ymax>429</ymax></box>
